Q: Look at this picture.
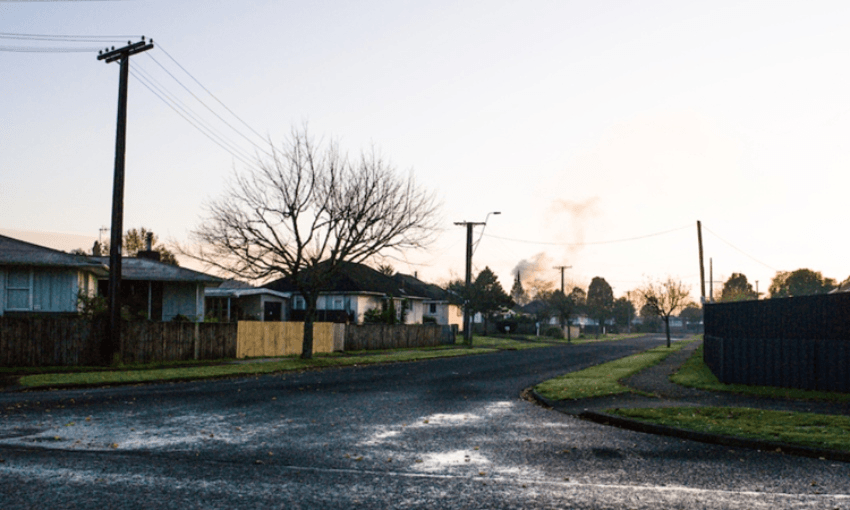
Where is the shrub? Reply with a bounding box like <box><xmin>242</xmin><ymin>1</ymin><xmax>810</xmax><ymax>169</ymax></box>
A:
<box><xmin>545</xmin><ymin>326</ymin><xmax>564</xmax><ymax>339</ymax></box>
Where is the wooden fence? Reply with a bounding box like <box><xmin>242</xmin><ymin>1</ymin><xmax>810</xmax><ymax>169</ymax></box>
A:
<box><xmin>122</xmin><ymin>322</ymin><xmax>237</xmax><ymax>364</ymax></box>
<box><xmin>1</xmin><ymin>318</ymin><xmax>457</xmax><ymax>367</ymax></box>
<box><xmin>0</xmin><ymin>316</ymin><xmax>237</xmax><ymax>367</ymax></box>
<box><xmin>236</xmin><ymin>322</ymin><xmax>343</xmax><ymax>358</ymax></box>
<box><xmin>345</xmin><ymin>324</ymin><xmax>455</xmax><ymax>351</ymax></box>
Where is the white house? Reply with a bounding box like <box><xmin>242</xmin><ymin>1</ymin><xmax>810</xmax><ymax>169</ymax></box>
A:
<box><xmin>0</xmin><ymin>234</ymin><xmax>107</xmax><ymax>316</ymax></box>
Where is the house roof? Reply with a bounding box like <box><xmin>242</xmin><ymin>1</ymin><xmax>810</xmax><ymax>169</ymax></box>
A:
<box><xmin>0</xmin><ymin>234</ymin><xmax>108</xmax><ymax>275</ymax></box>
<box><xmin>392</xmin><ymin>273</ymin><xmax>452</xmax><ymax>301</ymax></box>
<box><xmin>263</xmin><ymin>261</ymin><xmax>428</xmax><ymax>299</ymax></box>
<box><xmin>206</xmin><ymin>279</ymin><xmax>289</xmax><ymax>299</ymax></box>
<box><xmin>519</xmin><ymin>299</ymin><xmax>550</xmax><ymax>316</ymax></box>
<box><xmin>94</xmin><ymin>256</ymin><xmax>222</xmax><ymax>285</ymax></box>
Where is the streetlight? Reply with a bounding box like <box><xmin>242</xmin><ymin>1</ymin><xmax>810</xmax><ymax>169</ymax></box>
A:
<box><xmin>455</xmin><ymin>211</ymin><xmax>500</xmax><ymax>346</ymax></box>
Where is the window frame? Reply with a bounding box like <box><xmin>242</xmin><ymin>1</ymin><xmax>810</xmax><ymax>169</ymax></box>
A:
<box><xmin>5</xmin><ymin>269</ymin><xmax>33</xmax><ymax>311</ymax></box>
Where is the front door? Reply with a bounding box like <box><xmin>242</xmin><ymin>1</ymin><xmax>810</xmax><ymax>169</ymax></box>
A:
<box><xmin>264</xmin><ymin>301</ymin><xmax>282</xmax><ymax>322</ymax></box>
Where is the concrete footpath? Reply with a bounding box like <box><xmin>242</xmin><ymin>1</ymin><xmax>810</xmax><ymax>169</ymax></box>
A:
<box><xmin>534</xmin><ymin>339</ymin><xmax>850</xmax><ymax>463</ymax></box>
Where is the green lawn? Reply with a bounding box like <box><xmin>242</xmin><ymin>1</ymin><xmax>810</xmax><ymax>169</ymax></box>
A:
<box><xmin>17</xmin><ymin>346</ymin><xmax>497</xmax><ymax>389</ymax></box>
<box><xmin>609</xmin><ymin>406</ymin><xmax>850</xmax><ymax>452</ymax></box>
<box><xmin>533</xmin><ymin>336</ymin><xmax>699</xmax><ymax>401</ymax></box>
<box><xmin>672</xmin><ymin>344</ymin><xmax>850</xmax><ymax>403</ymax></box>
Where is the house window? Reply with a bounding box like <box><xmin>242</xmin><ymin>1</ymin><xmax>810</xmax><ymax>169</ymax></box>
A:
<box><xmin>429</xmin><ymin>303</ymin><xmax>437</xmax><ymax>314</ymax></box>
<box><xmin>6</xmin><ymin>270</ymin><xmax>32</xmax><ymax>310</ymax></box>
<box><xmin>293</xmin><ymin>296</ymin><xmax>305</xmax><ymax>310</ymax></box>
<box><xmin>331</xmin><ymin>297</ymin><xmax>344</xmax><ymax>310</ymax></box>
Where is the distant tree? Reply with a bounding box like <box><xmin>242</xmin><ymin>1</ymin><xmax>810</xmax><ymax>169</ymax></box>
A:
<box><xmin>568</xmin><ymin>287</ymin><xmax>587</xmax><ymax>310</ymax></box>
<box><xmin>510</xmin><ymin>272</ymin><xmax>528</xmax><ymax>306</ymax></box>
<box><xmin>769</xmin><ymin>269</ymin><xmax>836</xmax><ymax>298</ymax></box>
<box><xmin>543</xmin><ymin>287</ymin><xmax>583</xmax><ymax>342</ymax></box>
<box><xmin>91</xmin><ymin>227</ymin><xmax>179</xmax><ymax>266</ymax></box>
<box><xmin>678</xmin><ymin>303</ymin><xmax>703</xmax><ymax>325</ymax></box>
<box><xmin>586</xmin><ymin>277</ymin><xmax>614</xmax><ymax>338</ymax></box>
<box><xmin>720</xmin><ymin>272</ymin><xmax>757</xmax><ymax>302</ymax></box>
<box><xmin>471</xmin><ymin>267</ymin><xmax>513</xmax><ymax>335</ymax></box>
<box><xmin>611</xmin><ymin>296</ymin><xmax>636</xmax><ymax>333</ymax></box>
<box><xmin>639</xmin><ymin>303</ymin><xmax>662</xmax><ymax>333</ymax></box>
<box><xmin>639</xmin><ymin>277</ymin><xmax>691</xmax><ymax>347</ymax></box>
<box><xmin>377</xmin><ymin>263</ymin><xmax>395</xmax><ymax>276</ymax></box>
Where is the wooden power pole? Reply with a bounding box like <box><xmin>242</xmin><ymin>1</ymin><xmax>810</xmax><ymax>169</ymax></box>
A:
<box><xmin>697</xmin><ymin>220</ymin><xmax>706</xmax><ymax>304</ymax></box>
<box><xmin>553</xmin><ymin>265</ymin><xmax>572</xmax><ymax>293</ymax></box>
<box><xmin>98</xmin><ymin>38</ymin><xmax>154</xmax><ymax>364</ymax></box>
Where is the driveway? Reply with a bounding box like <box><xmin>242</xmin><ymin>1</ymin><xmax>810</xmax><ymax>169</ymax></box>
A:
<box><xmin>1</xmin><ymin>335</ymin><xmax>849</xmax><ymax>509</ymax></box>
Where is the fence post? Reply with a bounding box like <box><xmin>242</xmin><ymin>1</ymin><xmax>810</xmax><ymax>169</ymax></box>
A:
<box><xmin>194</xmin><ymin>322</ymin><xmax>200</xmax><ymax>360</ymax></box>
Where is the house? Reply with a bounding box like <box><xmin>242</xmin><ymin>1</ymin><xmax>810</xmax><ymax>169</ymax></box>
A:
<box><xmin>0</xmin><ymin>234</ymin><xmax>108</xmax><ymax>316</ymax></box>
<box><xmin>205</xmin><ymin>279</ymin><xmax>290</xmax><ymax>322</ymax></box>
<box><xmin>263</xmin><ymin>262</ymin><xmax>429</xmax><ymax>324</ymax></box>
<box><xmin>94</xmin><ymin>252</ymin><xmax>222</xmax><ymax>322</ymax></box>
<box><xmin>392</xmin><ymin>272</ymin><xmax>463</xmax><ymax>328</ymax></box>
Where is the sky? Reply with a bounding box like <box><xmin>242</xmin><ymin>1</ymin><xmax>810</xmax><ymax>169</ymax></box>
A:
<box><xmin>2</xmin><ymin>0</ymin><xmax>849</xmax><ymax>304</ymax></box>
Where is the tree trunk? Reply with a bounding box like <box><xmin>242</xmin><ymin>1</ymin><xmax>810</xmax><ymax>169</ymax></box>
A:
<box><xmin>664</xmin><ymin>316</ymin><xmax>671</xmax><ymax>348</ymax></box>
<box><xmin>301</xmin><ymin>302</ymin><xmax>316</xmax><ymax>359</ymax></box>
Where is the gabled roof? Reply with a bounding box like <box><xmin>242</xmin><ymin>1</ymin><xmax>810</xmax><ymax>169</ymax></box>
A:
<box><xmin>94</xmin><ymin>256</ymin><xmax>222</xmax><ymax>285</ymax></box>
<box><xmin>392</xmin><ymin>273</ymin><xmax>452</xmax><ymax>301</ymax></box>
<box><xmin>263</xmin><ymin>261</ymin><xmax>427</xmax><ymax>299</ymax></box>
<box><xmin>206</xmin><ymin>279</ymin><xmax>289</xmax><ymax>299</ymax></box>
<box><xmin>519</xmin><ymin>299</ymin><xmax>550</xmax><ymax>316</ymax></box>
<box><xmin>0</xmin><ymin>234</ymin><xmax>108</xmax><ymax>275</ymax></box>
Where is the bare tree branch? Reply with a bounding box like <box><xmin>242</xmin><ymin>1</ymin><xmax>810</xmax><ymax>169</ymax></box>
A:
<box><xmin>182</xmin><ymin>127</ymin><xmax>440</xmax><ymax>358</ymax></box>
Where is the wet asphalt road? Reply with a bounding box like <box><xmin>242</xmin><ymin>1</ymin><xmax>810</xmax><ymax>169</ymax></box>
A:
<box><xmin>2</xmin><ymin>335</ymin><xmax>850</xmax><ymax>509</ymax></box>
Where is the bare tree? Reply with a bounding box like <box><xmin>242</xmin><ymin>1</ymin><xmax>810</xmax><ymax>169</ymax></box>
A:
<box><xmin>187</xmin><ymin>129</ymin><xmax>440</xmax><ymax>358</ymax></box>
<box><xmin>639</xmin><ymin>277</ymin><xmax>691</xmax><ymax>347</ymax></box>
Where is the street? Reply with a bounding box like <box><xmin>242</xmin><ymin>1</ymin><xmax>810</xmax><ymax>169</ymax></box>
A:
<box><xmin>2</xmin><ymin>335</ymin><xmax>849</xmax><ymax>509</ymax></box>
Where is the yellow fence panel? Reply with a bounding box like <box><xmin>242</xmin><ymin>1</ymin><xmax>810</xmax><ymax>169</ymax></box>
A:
<box><xmin>236</xmin><ymin>322</ymin><xmax>341</xmax><ymax>358</ymax></box>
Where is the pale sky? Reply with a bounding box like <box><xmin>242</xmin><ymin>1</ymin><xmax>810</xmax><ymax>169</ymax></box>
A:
<box><xmin>2</xmin><ymin>0</ymin><xmax>848</xmax><ymax>303</ymax></box>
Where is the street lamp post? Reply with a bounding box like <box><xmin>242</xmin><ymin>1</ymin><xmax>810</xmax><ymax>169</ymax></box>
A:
<box><xmin>455</xmin><ymin>212</ymin><xmax>500</xmax><ymax>347</ymax></box>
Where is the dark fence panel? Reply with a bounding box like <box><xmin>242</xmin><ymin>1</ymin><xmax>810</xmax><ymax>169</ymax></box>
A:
<box><xmin>345</xmin><ymin>324</ymin><xmax>455</xmax><ymax>351</ymax></box>
<box><xmin>704</xmin><ymin>293</ymin><xmax>850</xmax><ymax>391</ymax></box>
<box><xmin>0</xmin><ymin>316</ymin><xmax>104</xmax><ymax>367</ymax></box>
<box><xmin>0</xmin><ymin>317</ymin><xmax>238</xmax><ymax>367</ymax></box>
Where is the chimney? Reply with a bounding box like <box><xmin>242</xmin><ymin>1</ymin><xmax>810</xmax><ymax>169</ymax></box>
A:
<box><xmin>137</xmin><ymin>232</ymin><xmax>161</xmax><ymax>262</ymax></box>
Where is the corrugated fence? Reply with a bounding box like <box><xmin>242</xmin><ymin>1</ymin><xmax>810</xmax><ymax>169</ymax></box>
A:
<box><xmin>704</xmin><ymin>292</ymin><xmax>850</xmax><ymax>391</ymax></box>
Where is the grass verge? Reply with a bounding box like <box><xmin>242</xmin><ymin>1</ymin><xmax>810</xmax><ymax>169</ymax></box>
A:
<box><xmin>533</xmin><ymin>335</ymin><xmax>698</xmax><ymax>401</ymax></box>
<box><xmin>608</xmin><ymin>406</ymin><xmax>850</xmax><ymax>452</ymax></box>
<box><xmin>671</xmin><ymin>344</ymin><xmax>850</xmax><ymax>403</ymax></box>
<box><xmin>18</xmin><ymin>347</ymin><xmax>497</xmax><ymax>389</ymax></box>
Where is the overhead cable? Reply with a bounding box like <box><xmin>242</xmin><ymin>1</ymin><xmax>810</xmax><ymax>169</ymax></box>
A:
<box><xmin>483</xmin><ymin>224</ymin><xmax>692</xmax><ymax>247</ymax></box>
<box><xmin>702</xmin><ymin>226</ymin><xmax>776</xmax><ymax>271</ymax></box>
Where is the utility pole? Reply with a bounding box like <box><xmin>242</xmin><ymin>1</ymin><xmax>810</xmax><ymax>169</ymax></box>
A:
<box><xmin>755</xmin><ymin>280</ymin><xmax>759</xmax><ymax>299</ymax></box>
<box><xmin>553</xmin><ymin>265</ymin><xmax>572</xmax><ymax>293</ymax></box>
<box><xmin>98</xmin><ymin>38</ymin><xmax>154</xmax><ymax>364</ymax></box>
<box><xmin>697</xmin><ymin>220</ymin><xmax>706</xmax><ymax>304</ymax></box>
<box><xmin>454</xmin><ymin>212</ymin><xmax>499</xmax><ymax>347</ymax></box>
<box><xmin>455</xmin><ymin>221</ymin><xmax>483</xmax><ymax>347</ymax></box>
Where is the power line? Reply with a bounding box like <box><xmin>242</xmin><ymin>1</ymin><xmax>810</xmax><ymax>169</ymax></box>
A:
<box><xmin>145</xmin><ymin>52</ymin><xmax>273</xmax><ymax>158</ymax></box>
<box><xmin>129</xmin><ymin>68</ymin><xmax>258</xmax><ymax>170</ymax></box>
<box><xmin>0</xmin><ymin>45</ymin><xmax>103</xmax><ymax>52</ymax></box>
<box><xmin>131</xmin><ymin>63</ymin><xmax>260</xmax><ymax>165</ymax></box>
<box><xmin>156</xmin><ymin>42</ymin><xmax>270</xmax><ymax>143</ymax></box>
<box><xmin>483</xmin><ymin>224</ymin><xmax>692</xmax><ymax>247</ymax></box>
<box><xmin>0</xmin><ymin>32</ymin><xmax>139</xmax><ymax>42</ymax></box>
<box><xmin>702</xmin><ymin>226</ymin><xmax>776</xmax><ymax>271</ymax></box>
